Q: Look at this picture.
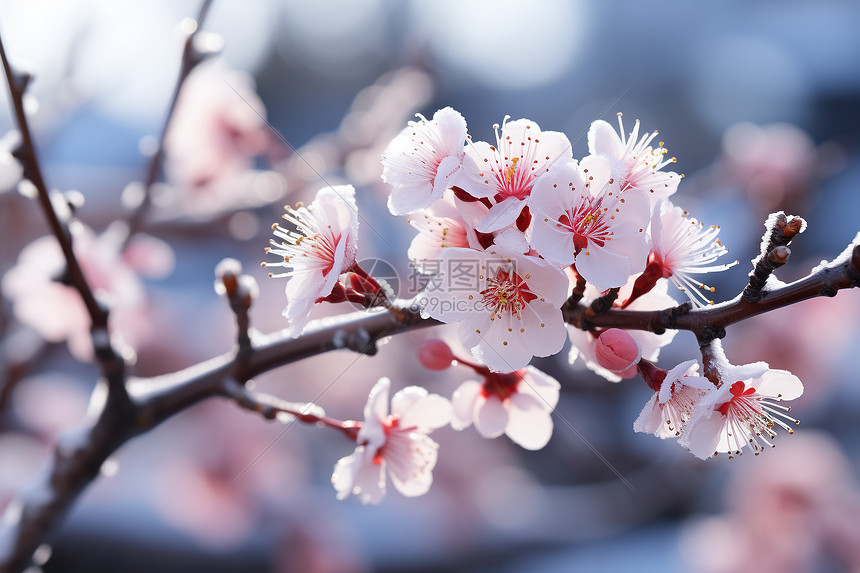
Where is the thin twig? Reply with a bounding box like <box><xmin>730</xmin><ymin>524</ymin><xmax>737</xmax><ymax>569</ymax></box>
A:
<box><xmin>0</xmin><ymin>233</ymin><xmax>858</xmax><ymax>571</ymax></box>
<box><xmin>125</xmin><ymin>0</ymin><xmax>215</xmax><ymax>240</ymax></box>
<box><xmin>0</xmin><ymin>28</ymin><xmax>127</xmax><ymax>400</ymax></box>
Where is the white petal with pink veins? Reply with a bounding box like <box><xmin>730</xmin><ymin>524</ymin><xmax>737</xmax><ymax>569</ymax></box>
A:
<box><xmin>383</xmin><ymin>107</ymin><xmax>467</xmax><ymax>215</ymax></box>
<box><xmin>475</xmin><ymin>396</ymin><xmax>509</xmax><ymax>438</ymax></box>
<box><xmin>633</xmin><ymin>395</ymin><xmax>664</xmax><ymax>435</ymax></box>
<box><xmin>387</xmin><ymin>433</ymin><xmax>438</xmax><ymax>497</ymax></box>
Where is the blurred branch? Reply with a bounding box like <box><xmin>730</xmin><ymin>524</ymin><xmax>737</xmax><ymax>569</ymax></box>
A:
<box><xmin>221</xmin><ymin>378</ymin><xmax>361</xmax><ymax>441</ymax></box>
<box><xmin>125</xmin><ymin>0</ymin><xmax>215</xmax><ymax>239</ymax></box>
<box><xmin>0</xmin><ymin>29</ymin><xmax>127</xmax><ymax>401</ymax></box>
<box><xmin>0</xmin><ymin>218</ymin><xmax>858</xmax><ymax>571</ymax></box>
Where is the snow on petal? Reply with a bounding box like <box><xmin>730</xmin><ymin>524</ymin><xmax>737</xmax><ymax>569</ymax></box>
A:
<box><xmin>680</xmin><ymin>363</ymin><xmax>803</xmax><ymax>459</ymax></box>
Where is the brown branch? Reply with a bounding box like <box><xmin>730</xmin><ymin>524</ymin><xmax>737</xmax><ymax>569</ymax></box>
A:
<box><xmin>0</xmin><ymin>232</ymin><xmax>858</xmax><ymax>571</ymax></box>
<box><xmin>563</xmin><ymin>238</ymin><xmax>860</xmax><ymax>340</ymax></box>
<box><xmin>222</xmin><ymin>378</ymin><xmax>361</xmax><ymax>441</ymax></box>
<box><xmin>125</xmin><ymin>0</ymin><xmax>215</xmax><ymax>239</ymax></box>
<box><xmin>0</xmin><ymin>27</ymin><xmax>127</xmax><ymax>401</ymax></box>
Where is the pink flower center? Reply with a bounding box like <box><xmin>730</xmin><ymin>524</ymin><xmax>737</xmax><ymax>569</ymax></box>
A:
<box><xmin>716</xmin><ymin>381</ymin><xmax>759</xmax><ymax>417</ymax></box>
<box><xmin>480</xmin><ymin>269</ymin><xmax>538</xmax><ymax>320</ymax></box>
<box><xmin>371</xmin><ymin>417</ymin><xmax>418</xmax><ymax>465</ymax></box>
<box><xmin>481</xmin><ymin>370</ymin><xmax>522</xmax><ymax>401</ymax></box>
<box><xmin>556</xmin><ymin>196</ymin><xmax>612</xmax><ymax>255</ymax></box>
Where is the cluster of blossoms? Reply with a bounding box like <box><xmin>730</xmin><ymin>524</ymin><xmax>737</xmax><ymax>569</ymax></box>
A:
<box><xmin>266</xmin><ymin>108</ymin><xmax>806</xmax><ymax>503</ymax></box>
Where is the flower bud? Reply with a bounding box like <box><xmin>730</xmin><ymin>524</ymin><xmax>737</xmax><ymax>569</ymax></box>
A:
<box><xmin>418</xmin><ymin>339</ymin><xmax>455</xmax><ymax>371</ymax></box>
<box><xmin>595</xmin><ymin>328</ymin><xmax>641</xmax><ymax>373</ymax></box>
<box><xmin>214</xmin><ymin>258</ymin><xmax>242</xmax><ymax>296</ymax></box>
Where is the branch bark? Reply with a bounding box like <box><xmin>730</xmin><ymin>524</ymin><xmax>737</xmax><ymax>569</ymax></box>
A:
<box><xmin>2</xmin><ymin>237</ymin><xmax>858</xmax><ymax>571</ymax></box>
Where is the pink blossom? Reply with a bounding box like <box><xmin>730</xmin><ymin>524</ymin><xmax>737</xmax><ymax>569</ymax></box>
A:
<box><xmin>451</xmin><ymin>366</ymin><xmax>560</xmax><ymax>451</ymax></box>
<box><xmin>1</xmin><ymin>222</ymin><xmax>173</xmax><ymax>360</ymax></box>
<box><xmin>423</xmin><ymin>246</ymin><xmax>569</xmax><ymax>372</ymax></box>
<box><xmin>626</xmin><ymin>200</ymin><xmax>737</xmax><ymax>307</ymax></box>
<box><xmin>585</xmin><ymin>113</ymin><xmax>681</xmax><ymax>203</ymax></box>
<box><xmin>407</xmin><ymin>191</ymin><xmax>481</xmax><ymax>272</ymax></box>
<box><xmin>164</xmin><ymin>62</ymin><xmax>270</xmax><ymax>216</ymax></box>
<box><xmin>332</xmin><ymin>378</ymin><xmax>452</xmax><ymax>504</ymax></box>
<box><xmin>681</xmin><ymin>362</ymin><xmax>803</xmax><ymax>459</ymax></box>
<box><xmin>460</xmin><ymin>117</ymin><xmax>571</xmax><ymax>233</ymax></box>
<box><xmin>265</xmin><ymin>185</ymin><xmax>360</xmax><ymax>337</ymax></box>
<box><xmin>529</xmin><ymin>158</ymin><xmax>650</xmax><ymax>291</ymax></box>
<box><xmin>568</xmin><ymin>274</ymin><xmax>677</xmax><ymax>382</ymax></box>
<box><xmin>633</xmin><ymin>360</ymin><xmax>713</xmax><ymax>439</ymax></box>
<box><xmin>382</xmin><ymin>107</ymin><xmax>467</xmax><ymax>215</ymax></box>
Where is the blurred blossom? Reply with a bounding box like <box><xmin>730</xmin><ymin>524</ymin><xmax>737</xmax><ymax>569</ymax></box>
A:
<box><xmin>411</xmin><ymin>0</ymin><xmax>586</xmax><ymax>90</ymax></box>
<box><xmin>723</xmin><ymin>287</ymin><xmax>860</xmax><ymax>404</ymax></box>
<box><xmin>0</xmin><ymin>434</ymin><xmax>50</xmax><ymax>515</ymax></box>
<box><xmin>680</xmin><ymin>432</ymin><xmax>860</xmax><ymax>572</ymax></box>
<box><xmin>152</xmin><ymin>400</ymin><xmax>308</xmax><ymax>548</ymax></box>
<box><xmin>276</xmin><ymin>514</ymin><xmax>369</xmax><ymax>573</ymax></box>
<box><xmin>164</xmin><ymin>61</ymin><xmax>273</xmax><ymax>218</ymax></box>
<box><xmin>1</xmin><ymin>222</ymin><xmax>173</xmax><ymax>361</ymax></box>
<box><xmin>11</xmin><ymin>373</ymin><xmax>90</xmax><ymax>441</ymax></box>
<box><xmin>720</xmin><ymin>122</ymin><xmax>816</xmax><ymax>210</ymax></box>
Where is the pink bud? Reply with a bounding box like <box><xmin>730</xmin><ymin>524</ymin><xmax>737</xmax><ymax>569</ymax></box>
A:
<box><xmin>418</xmin><ymin>339</ymin><xmax>455</xmax><ymax>371</ymax></box>
<box><xmin>595</xmin><ymin>329</ymin><xmax>641</xmax><ymax>373</ymax></box>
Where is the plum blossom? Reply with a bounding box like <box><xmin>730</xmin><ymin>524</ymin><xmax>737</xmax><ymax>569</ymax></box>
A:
<box><xmin>265</xmin><ymin>185</ymin><xmax>360</xmax><ymax>336</ymax></box>
<box><xmin>585</xmin><ymin>113</ymin><xmax>681</xmax><ymax>203</ymax></box>
<box><xmin>681</xmin><ymin>362</ymin><xmax>803</xmax><ymax>459</ymax></box>
<box><xmin>451</xmin><ymin>366</ymin><xmax>560</xmax><ymax>450</ymax></box>
<box><xmin>634</xmin><ymin>360</ymin><xmax>713</xmax><ymax>439</ymax></box>
<box><xmin>568</xmin><ymin>274</ymin><xmax>677</xmax><ymax>382</ymax></box>
<box><xmin>460</xmin><ymin>116</ymin><xmax>571</xmax><ymax>233</ymax></box>
<box><xmin>165</xmin><ymin>62</ymin><xmax>271</xmax><ymax>216</ymax></box>
<box><xmin>625</xmin><ymin>200</ymin><xmax>738</xmax><ymax>307</ymax></box>
<box><xmin>1</xmin><ymin>222</ymin><xmax>173</xmax><ymax>360</ymax></box>
<box><xmin>407</xmin><ymin>191</ymin><xmax>480</xmax><ymax>273</ymax></box>
<box><xmin>382</xmin><ymin>107</ymin><xmax>467</xmax><ymax>216</ymax></box>
<box><xmin>529</xmin><ymin>158</ymin><xmax>650</xmax><ymax>291</ymax></box>
<box><xmin>332</xmin><ymin>378</ymin><xmax>452</xmax><ymax>504</ymax></box>
<box><xmin>423</xmin><ymin>246</ymin><xmax>569</xmax><ymax>372</ymax></box>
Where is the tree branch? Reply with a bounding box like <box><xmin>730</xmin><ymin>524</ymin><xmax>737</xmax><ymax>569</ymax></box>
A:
<box><xmin>0</xmin><ymin>27</ymin><xmax>127</xmax><ymax>401</ymax></box>
<box><xmin>125</xmin><ymin>0</ymin><xmax>215</xmax><ymax>239</ymax></box>
<box><xmin>0</xmin><ymin>233</ymin><xmax>858</xmax><ymax>571</ymax></box>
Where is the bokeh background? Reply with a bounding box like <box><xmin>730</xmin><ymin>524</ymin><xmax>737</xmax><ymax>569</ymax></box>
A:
<box><xmin>1</xmin><ymin>0</ymin><xmax>860</xmax><ymax>571</ymax></box>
